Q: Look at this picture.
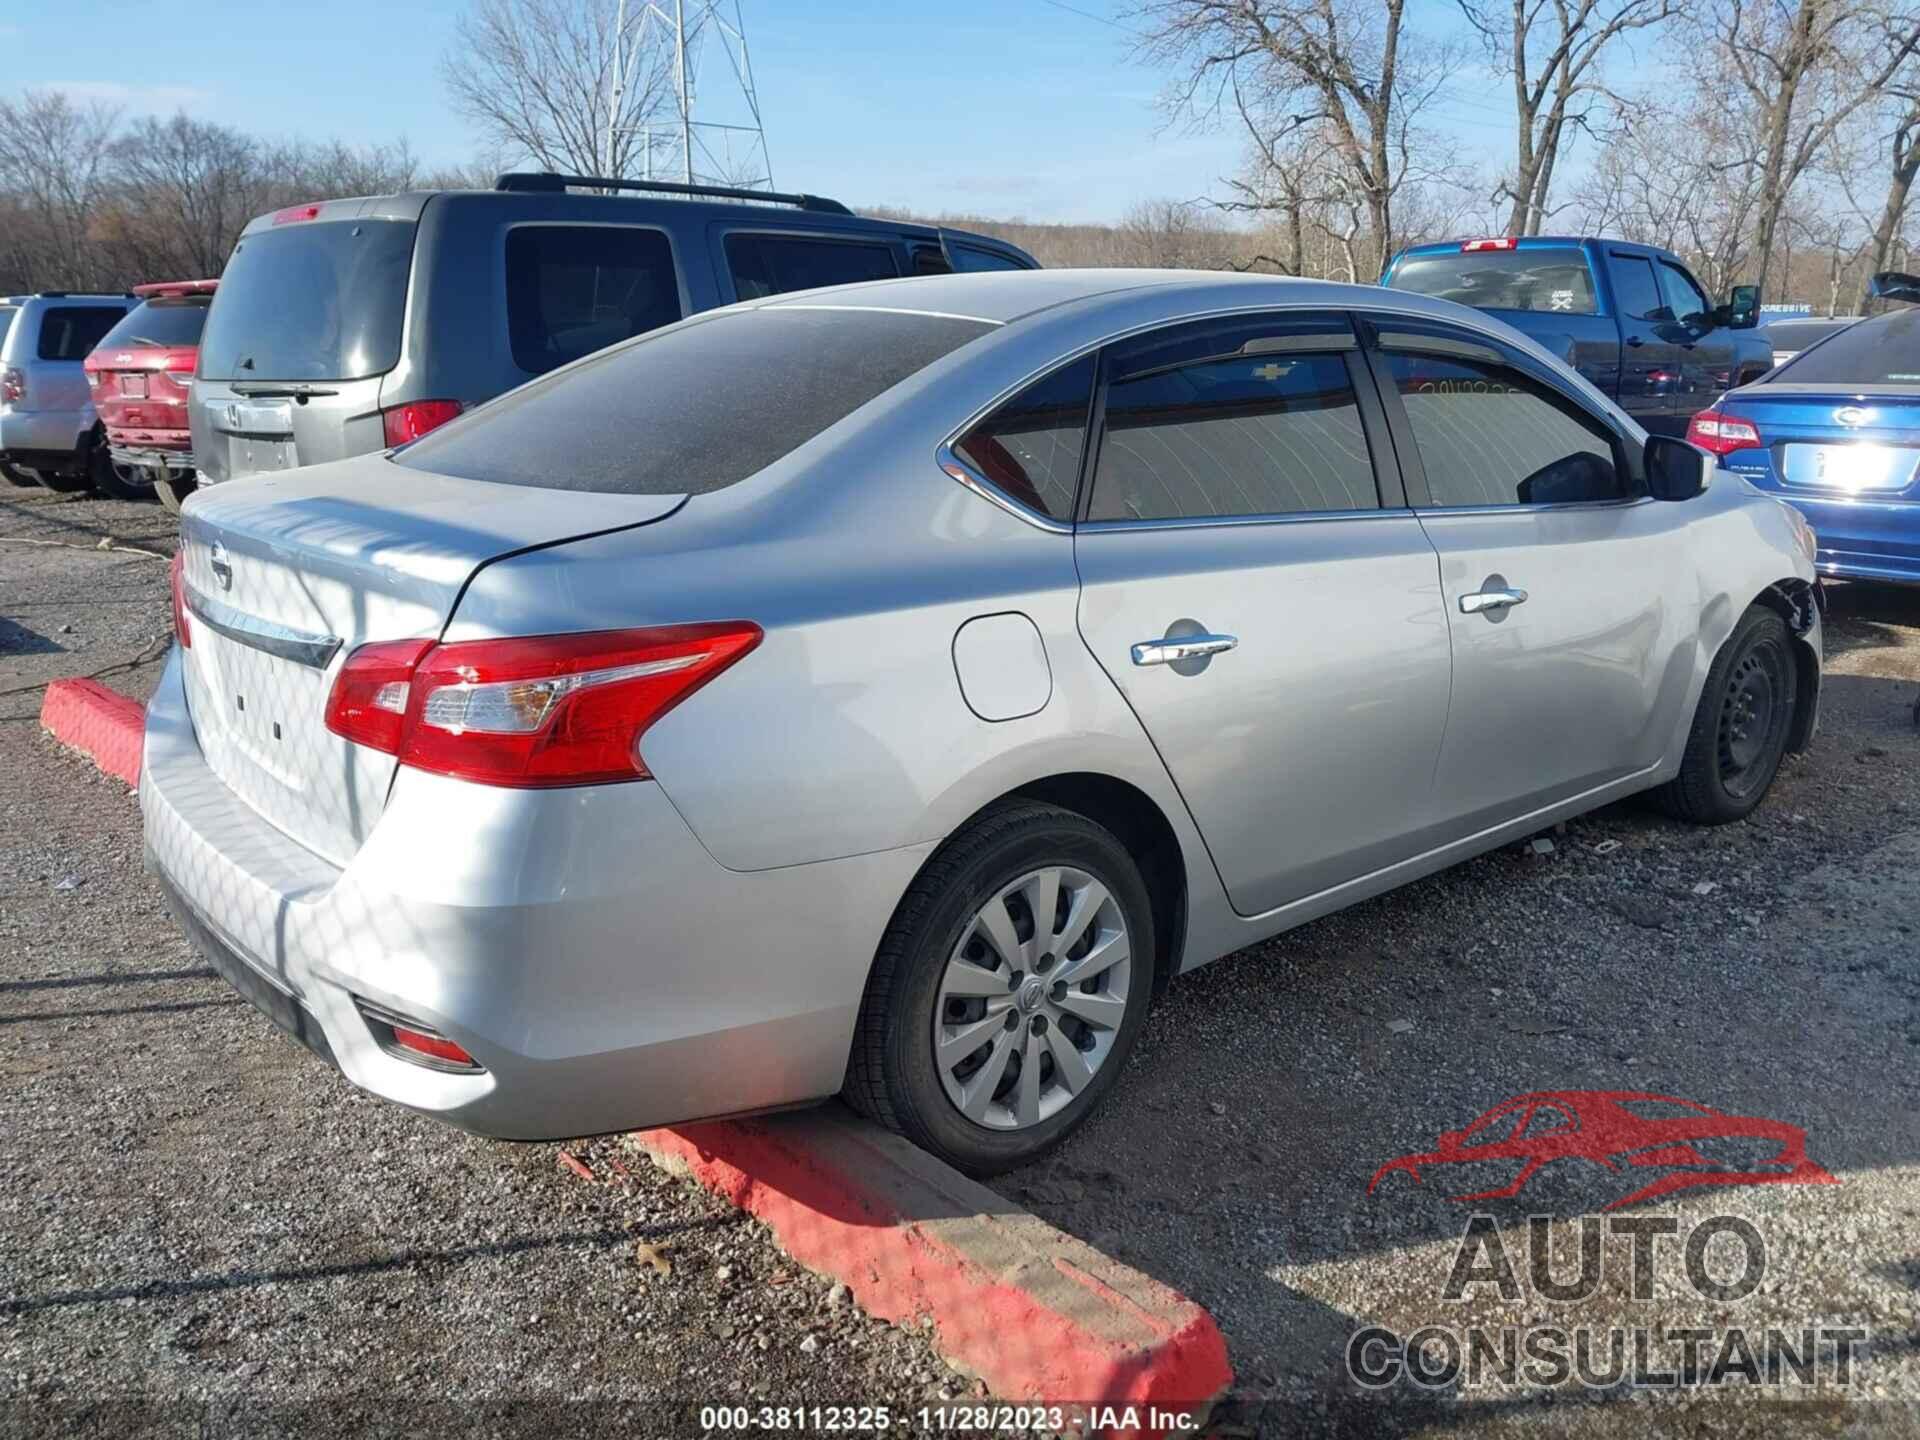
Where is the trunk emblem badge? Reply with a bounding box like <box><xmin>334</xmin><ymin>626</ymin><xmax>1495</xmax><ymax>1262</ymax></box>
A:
<box><xmin>1833</xmin><ymin>406</ymin><xmax>1871</xmax><ymax>427</ymax></box>
<box><xmin>210</xmin><ymin>542</ymin><xmax>233</xmax><ymax>591</ymax></box>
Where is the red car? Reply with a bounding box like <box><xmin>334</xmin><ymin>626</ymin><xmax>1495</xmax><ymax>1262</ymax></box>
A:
<box><xmin>83</xmin><ymin>280</ymin><xmax>216</xmax><ymax>513</ymax></box>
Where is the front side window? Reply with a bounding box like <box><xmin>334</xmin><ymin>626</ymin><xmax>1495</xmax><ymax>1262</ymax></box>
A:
<box><xmin>1386</xmin><ymin>351</ymin><xmax>1623</xmax><ymax>507</ymax></box>
<box><xmin>506</xmin><ymin>225</ymin><xmax>682</xmax><ymax>375</ymax></box>
<box><xmin>37</xmin><ymin>306</ymin><xmax>124</xmax><ymax>361</ymax></box>
<box><xmin>1089</xmin><ymin>346</ymin><xmax>1379</xmax><ymax>522</ymax></box>
<box><xmin>1658</xmin><ymin>263</ymin><xmax>1712</xmax><ymax>326</ymax></box>
<box><xmin>950</xmin><ymin>355</ymin><xmax>1094</xmax><ymax>520</ymax></box>
<box><xmin>725</xmin><ymin>232</ymin><xmax>899</xmax><ymax>300</ymax></box>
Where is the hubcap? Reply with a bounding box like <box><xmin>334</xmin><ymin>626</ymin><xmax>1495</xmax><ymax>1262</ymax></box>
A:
<box><xmin>932</xmin><ymin>865</ymin><xmax>1131</xmax><ymax>1131</ymax></box>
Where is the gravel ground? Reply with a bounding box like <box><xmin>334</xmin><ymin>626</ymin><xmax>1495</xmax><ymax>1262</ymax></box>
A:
<box><xmin>6</xmin><ymin>485</ymin><xmax>1920</xmax><ymax>1438</ymax></box>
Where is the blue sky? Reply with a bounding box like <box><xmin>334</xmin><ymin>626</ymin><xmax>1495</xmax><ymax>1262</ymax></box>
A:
<box><xmin>12</xmin><ymin>0</ymin><xmax>1526</xmax><ymax>224</ymax></box>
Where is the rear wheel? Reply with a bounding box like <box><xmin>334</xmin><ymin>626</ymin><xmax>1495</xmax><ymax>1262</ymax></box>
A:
<box><xmin>1654</xmin><ymin>606</ymin><xmax>1798</xmax><ymax>823</ymax></box>
<box><xmin>89</xmin><ymin>442</ymin><xmax>154</xmax><ymax>501</ymax></box>
<box><xmin>34</xmin><ymin>465</ymin><xmax>92</xmax><ymax>493</ymax></box>
<box><xmin>0</xmin><ymin>462</ymin><xmax>37</xmax><ymax>488</ymax></box>
<box><xmin>846</xmin><ymin>801</ymin><xmax>1155</xmax><ymax>1174</ymax></box>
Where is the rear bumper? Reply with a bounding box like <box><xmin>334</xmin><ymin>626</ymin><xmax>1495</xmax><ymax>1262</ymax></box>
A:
<box><xmin>109</xmin><ymin>438</ymin><xmax>196</xmax><ymax>474</ymax></box>
<box><xmin>139</xmin><ymin>648</ymin><xmax>929</xmax><ymax>1140</ymax></box>
<box><xmin>1774</xmin><ymin>493</ymin><xmax>1920</xmax><ymax>585</ymax></box>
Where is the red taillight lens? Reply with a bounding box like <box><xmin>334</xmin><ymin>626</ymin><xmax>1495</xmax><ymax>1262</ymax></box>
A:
<box><xmin>1</xmin><ymin>366</ymin><xmax>23</xmax><ymax>404</ymax></box>
<box><xmin>170</xmin><ymin>551</ymin><xmax>192</xmax><ymax>648</ymax></box>
<box><xmin>324</xmin><ymin>623</ymin><xmax>762</xmax><ymax>787</ymax></box>
<box><xmin>391</xmin><ymin>1024</ymin><xmax>477</xmax><ymax>1067</ymax></box>
<box><xmin>1686</xmin><ymin>408</ymin><xmax>1762</xmax><ymax>456</ymax></box>
<box><xmin>1462</xmin><ymin>237</ymin><xmax>1519</xmax><ymax>252</ymax></box>
<box><xmin>382</xmin><ymin>400</ymin><xmax>465</xmax><ymax>448</ymax></box>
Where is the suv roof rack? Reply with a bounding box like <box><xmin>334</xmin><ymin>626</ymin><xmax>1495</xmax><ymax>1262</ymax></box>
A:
<box><xmin>494</xmin><ymin>171</ymin><xmax>853</xmax><ymax>216</ymax></box>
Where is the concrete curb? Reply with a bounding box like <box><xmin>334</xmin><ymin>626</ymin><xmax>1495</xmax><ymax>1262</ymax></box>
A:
<box><xmin>633</xmin><ymin>1107</ymin><xmax>1232</xmax><ymax>1438</ymax></box>
<box><xmin>39</xmin><ymin>677</ymin><xmax>145</xmax><ymax>788</ymax></box>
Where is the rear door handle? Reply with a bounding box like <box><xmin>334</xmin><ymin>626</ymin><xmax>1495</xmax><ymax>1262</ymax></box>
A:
<box><xmin>1131</xmin><ymin>633</ymin><xmax>1238</xmax><ymax>666</ymax></box>
<box><xmin>1460</xmin><ymin>587</ymin><xmax>1529</xmax><ymax>615</ymax></box>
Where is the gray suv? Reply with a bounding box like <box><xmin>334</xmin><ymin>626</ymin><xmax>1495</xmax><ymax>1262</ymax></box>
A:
<box><xmin>0</xmin><ymin>293</ymin><xmax>135</xmax><ymax>494</ymax></box>
<box><xmin>191</xmin><ymin>173</ymin><xmax>1038</xmax><ymax>486</ymax></box>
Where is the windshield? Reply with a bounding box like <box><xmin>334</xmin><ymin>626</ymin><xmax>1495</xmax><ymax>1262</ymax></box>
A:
<box><xmin>1773</xmin><ymin>308</ymin><xmax>1920</xmax><ymax>385</ymax></box>
<box><xmin>396</xmin><ymin>308</ymin><xmax>992</xmax><ymax>495</ymax></box>
<box><xmin>1389</xmin><ymin>247</ymin><xmax>1598</xmax><ymax>315</ymax></box>
<box><xmin>198</xmin><ymin>219</ymin><xmax>416</xmax><ymax>381</ymax></box>
<box><xmin>97</xmin><ymin>297</ymin><xmax>212</xmax><ymax>351</ymax></box>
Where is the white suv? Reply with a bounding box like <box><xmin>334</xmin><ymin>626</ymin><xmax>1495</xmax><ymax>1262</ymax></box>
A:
<box><xmin>0</xmin><ymin>293</ymin><xmax>136</xmax><ymax>496</ymax></box>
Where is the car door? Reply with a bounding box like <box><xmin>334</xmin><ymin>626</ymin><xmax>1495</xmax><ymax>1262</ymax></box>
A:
<box><xmin>1603</xmin><ymin>251</ymin><xmax>1686</xmax><ymax>435</ymax></box>
<box><xmin>1658</xmin><ymin>258</ymin><xmax>1734</xmax><ymax>413</ymax></box>
<box><xmin>1071</xmin><ymin>310</ymin><xmax>1454</xmax><ymax>917</ymax></box>
<box><xmin>1364</xmin><ymin>318</ymin><xmax>1701</xmax><ymax>834</ymax></box>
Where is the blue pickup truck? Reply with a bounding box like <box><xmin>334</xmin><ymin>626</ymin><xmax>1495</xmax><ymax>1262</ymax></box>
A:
<box><xmin>1382</xmin><ymin>236</ymin><xmax>1772</xmax><ymax>436</ymax></box>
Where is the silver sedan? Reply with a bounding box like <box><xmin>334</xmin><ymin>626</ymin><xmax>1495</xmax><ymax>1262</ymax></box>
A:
<box><xmin>143</xmin><ymin>270</ymin><xmax>1822</xmax><ymax>1171</ymax></box>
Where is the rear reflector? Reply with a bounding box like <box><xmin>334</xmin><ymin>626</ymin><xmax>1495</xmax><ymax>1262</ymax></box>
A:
<box><xmin>391</xmin><ymin>1025</ymin><xmax>477</xmax><ymax>1067</ymax></box>
<box><xmin>1462</xmin><ymin>237</ymin><xmax>1519</xmax><ymax>252</ymax></box>
<box><xmin>1686</xmin><ymin>408</ymin><xmax>1763</xmax><ymax>456</ymax></box>
<box><xmin>383</xmin><ymin>399</ymin><xmax>465</xmax><ymax>448</ymax></box>
<box><xmin>170</xmin><ymin>551</ymin><xmax>192</xmax><ymax>648</ymax></box>
<box><xmin>354</xmin><ymin>998</ymin><xmax>483</xmax><ymax>1072</ymax></box>
<box><xmin>325</xmin><ymin>623</ymin><xmax>763</xmax><ymax>787</ymax></box>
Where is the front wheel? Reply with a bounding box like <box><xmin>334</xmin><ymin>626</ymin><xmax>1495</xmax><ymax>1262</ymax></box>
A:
<box><xmin>1654</xmin><ymin>606</ymin><xmax>1798</xmax><ymax>824</ymax></box>
<box><xmin>845</xmin><ymin>801</ymin><xmax>1155</xmax><ymax>1174</ymax></box>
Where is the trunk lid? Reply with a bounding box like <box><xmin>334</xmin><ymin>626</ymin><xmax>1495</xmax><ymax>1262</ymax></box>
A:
<box><xmin>87</xmin><ymin>344</ymin><xmax>197</xmax><ymax>440</ymax></box>
<box><xmin>1716</xmin><ymin>386</ymin><xmax>1920</xmax><ymax>501</ymax></box>
<box><xmin>177</xmin><ymin>454</ymin><xmax>685</xmax><ymax>864</ymax></box>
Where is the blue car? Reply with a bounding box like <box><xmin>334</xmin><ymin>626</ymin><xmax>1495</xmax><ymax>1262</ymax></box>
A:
<box><xmin>1689</xmin><ymin>280</ymin><xmax>1920</xmax><ymax>585</ymax></box>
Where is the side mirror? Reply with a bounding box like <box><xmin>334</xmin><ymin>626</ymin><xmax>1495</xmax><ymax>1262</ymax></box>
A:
<box><xmin>1646</xmin><ymin>435</ymin><xmax>1708</xmax><ymax>501</ymax></box>
<box><xmin>1726</xmin><ymin>285</ymin><xmax>1761</xmax><ymax>329</ymax></box>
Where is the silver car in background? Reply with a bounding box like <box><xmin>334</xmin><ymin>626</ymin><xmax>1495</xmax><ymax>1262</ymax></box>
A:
<box><xmin>143</xmin><ymin>271</ymin><xmax>1822</xmax><ymax>1172</ymax></box>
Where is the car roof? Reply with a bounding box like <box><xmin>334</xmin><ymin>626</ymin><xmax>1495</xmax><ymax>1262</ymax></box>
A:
<box><xmin>0</xmin><ymin>293</ymin><xmax>130</xmax><ymax>304</ymax></box>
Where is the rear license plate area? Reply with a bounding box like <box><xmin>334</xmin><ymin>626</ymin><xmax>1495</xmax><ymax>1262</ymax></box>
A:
<box><xmin>119</xmin><ymin>373</ymin><xmax>148</xmax><ymax>398</ymax></box>
<box><xmin>1781</xmin><ymin>443</ymin><xmax>1919</xmax><ymax>492</ymax></box>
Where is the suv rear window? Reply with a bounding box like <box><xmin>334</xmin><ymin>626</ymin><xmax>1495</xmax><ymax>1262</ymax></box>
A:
<box><xmin>506</xmin><ymin>224</ymin><xmax>683</xmax><ymax>375</ymax></box>
<box><xmin>97</xmin><ymin>298</ymin><xmax>212</xmax><ymax>350</ymax></box>
<box><xmin>37</xmin><ymin>306</ymin><xmax>125</xmax><ymax>361</ymax></box>
<box><xmin>1389</xmin><ymin>247</ymin><xmax>1598</xmax><ymax>315</ymax></box>
<box><xmin>395</xmin><ymin>308</ymin><xmax>991</xmax><ymax>494</ymax></box>
<box><xmin>198</xmin><ymin>219</ymin><xmax>416</xmax><ymax>381</ymax></box>
<box><xmin>725</xmin><ymin>233</ymin><xmax>899</xmax><ymax>300</ymax></box>
<box><xmin>1774</xmin><ymin>308</ymin><xmax>1920</xmax><ymax>384</ymax></box>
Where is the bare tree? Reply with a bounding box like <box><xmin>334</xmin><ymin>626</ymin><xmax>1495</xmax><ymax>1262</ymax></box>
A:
<box><xmin>98</xmin><ymin>115</ymin><xmax>266</xmax><ymax>280</ymax></box>
<box><xmin>0</xmin><ymin>92</ymin><xmax>121</xmax><ymax>289</ymax></box>
<box><xmin>441</xmin><ymin>0</ymin><xmax>675</xmax><ymax>179</ymax></box>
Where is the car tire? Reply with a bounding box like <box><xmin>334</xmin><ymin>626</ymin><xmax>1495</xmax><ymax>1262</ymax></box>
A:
<box><xmin>845</xmin><ymin>800</ymin><xmax>1155</xmax><ymax>1175</ymax></box>
<box><xmin>155</xmin><ymin>473</ymin><xmax>195</xmax><ymax>515</ymax></box>
<box><xmin>88</xmin><ymin>441</ymin><xmax>154</xmax><ymax>501</ymax></box>
<box><xmin>34</xmin><ymin>465</ymin><xmax>93</xmax><ymax>493</ymax></box>
<box><xmin>0</xmin><ymin>462</ymin><xmax>38</xmax><ymax>488</ymax></box>
<box><xmin>1653</xmin><ymin>605</ymin><xmax>1798</xmax><ymax>824</ymax></box>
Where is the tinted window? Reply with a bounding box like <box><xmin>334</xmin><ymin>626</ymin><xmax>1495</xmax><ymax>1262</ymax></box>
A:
<box><xmin>1090</xmin><ymin>351</ymin><xmax>1378</xmax><ymax>521</ymax></box>
<box><xmin>37</xmin><ymin>306</ymin><xmax>124</xmax><ymax>361</ymax></box>
<box><xmin>951</xmin><ymin>355</ymin><xmax>1094</xmax><ymax>519</ymax></box>
<box><xmin>1609</xmin><ymin>255</ymin><xmax>1665</xmax><ymax>319</ymax></box>
<box><xmin>725</xmin><ymin>233</ymin><xmax>899</xmax><ymax>300</ymax></box>
<box><xmin>1765</xmin><ymin>319</ymin><xmax>1853</xmax><ymax>351</ymax></box>
<box><xmin>1386</xmin><ymin>352</ymin><xmax>1621</xmax><ymax>507</ymax></box>
<box><xmin>1389</xmin><ymin>247</ymin><xmax>1596</xmax><ymax>314</ymax></box>
<box><xmin>199</xmin><ymin>219</ymin><xmax>416</xmax><ymax>381</ymax></box>
<box><xmin>1658</xmin><ymin>263</ymin><xmax>1711</xmax><ymax>324</ymax></box>
<box><xmin>97</xmin><ymin>298</ymin><xmax>212</xmax><ymax>350</ymax></box>
<box><xmin>506</xmin><ymin>225</ymin><xmax>681</xmax><ymax>375</ymax></box>
<box><xmin>397</xmin><ymin>308</ymin><xmax>990</xmax><ymax>494</ymax></box>
<box><xmin>950</xmin><ymin>246</ymin><xmax>1028</xmax><ymax>273</ymax></box>
<box><xmin>1775</xmin><ymin>308</ymin><xmax>1920</xmax><ymax>383</ymax></box>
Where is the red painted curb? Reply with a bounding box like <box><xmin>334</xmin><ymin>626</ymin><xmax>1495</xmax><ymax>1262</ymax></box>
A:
<box><xmin>634</xmin><ymin>1109</ymin><xmax>1232</xmax><ymax>1438</ymax></box>
<box><xmin>39</xmin><ymin>678</ymin><xmax>145</xmax><ymax>789</ymax></box>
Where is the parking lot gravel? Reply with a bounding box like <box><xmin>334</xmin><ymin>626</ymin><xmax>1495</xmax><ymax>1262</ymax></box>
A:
<box><xmin>6</xmin><ymin>484</ymin><xmax>1920</xmax><ymax>1438</ymax></box>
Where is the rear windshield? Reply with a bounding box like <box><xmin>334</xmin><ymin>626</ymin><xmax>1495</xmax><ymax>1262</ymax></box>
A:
<box><xmin>198</xmin><ymin>219</ymin><xmax>416</xmax><ymax>381</ymax></box>
<box><xmin>1389</xmin><ymin>247</ymin><xmax>1598</xmax><ymax>315</ymax></box>
<box><xmin>1765</xmin><ymin>319</ymin><xmax>1854</xmax><ymax>353</ymax></box>
<box><xmin>396</xmin><ymin>308</ymin><xmax>991</xmax><ymax>494</ymax></box>
<box><xmin>1774</xmin><ymin>308</ymin><xmax>1920</xmax><ymax>384</ymax></box>
<box><xmin>98</xmin><ymin>297</ymin><xmax>212</xmax><ymax>351</ymax></box>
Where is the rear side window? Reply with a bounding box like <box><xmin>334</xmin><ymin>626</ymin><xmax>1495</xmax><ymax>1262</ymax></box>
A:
<box><xmin>950</xmin><ymin>246</ymin><xmax>1029</xmax><ymax>273</ymax></box>
<box><xmin>1776</xmin><ymin>308</ymin><xmax>1920</xmax><ymax>383</ymax></box>
<box><xmin>97</xmin><ymin>298</ymin><xmax>212</xmax><ymax>350</ymax></box>
<box><xmin>1609</xmin><ymin>255</ymin><xmax>1665</xmax><ymax>319</ymax></box>
<box><xmin>198</xmin><ymin>219</ymin><xmax>416</xmax><ymax>381</ymax></box>
<box><xmin>1388</xmin><ymin>247</ymin><xmax>1596</xmax><ymax>315</ymax></box>
<box><xmin>951</xmin><ymin>355</ymin><xmax>1095</xmax><ymax>520</ymax></box>
<box><xmin>726</xmin><ymin>233</ymin><xmax>899</xmax><ymax>300</ymax></box>
<box><xmin>506</xmin><ymin>225</ymin><xmax>682</xmax><ymax>375</ymax></box>
<box><xmin>37</xmin><ymin>306</ymin><xmax>124</xmax><ymax>361</ymax></box>
<box><xmin>396</xmin><ymin>308</ymin><xmax>991</xmax><ymax>494</ymax></box>
<box><xmin>1089</xmin><ymin>350</ymin><xmax>1378</xmax><ymax>522</ymax></box>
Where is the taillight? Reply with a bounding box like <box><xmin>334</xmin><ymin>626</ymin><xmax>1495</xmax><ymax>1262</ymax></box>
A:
<box><xmin>1</xmin><ymin>367</ymin><xmax>23</xmax><ymax>404</ymax></box>
<box><xmin>1462</xmin><ymin>237</ymin><xmax>1519</xmax><ymax>252</ymax></box>
<box><xmin>1686</xmin><ymin>408</ymin><xmax>1762</xmax><ymax>456</ymax></box>
<box><xmin>170</xmin><ymin>551</ymin><xmax>192</xmax><ymax>648</ymax></box>
<box><xmin>382</xmin><ymin>399</ymin><xmax>465</xmax><ymax>447</ymax></box>
<box><xmin>324</xmin><ymin>623</ymin><xmax>762</xmax><ymax>787</ymax></box>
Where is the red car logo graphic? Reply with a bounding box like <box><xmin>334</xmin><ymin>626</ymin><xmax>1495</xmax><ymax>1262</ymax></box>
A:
<box><xmin>1367</xmin><ymin>1090</ymin><xmax>1837</xmax><ymax>1210</ymax></box>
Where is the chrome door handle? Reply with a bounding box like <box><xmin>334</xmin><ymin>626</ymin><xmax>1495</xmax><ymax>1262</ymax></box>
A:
<box><xmin>1459</xmin><ymin>587</ymin><xmax>1529</xmax><ymax>615</ymax></box>
<box><xmin>1131</xmin><ymin>633</ymin><xmax>1238</xmax><ymax>666</ymax></box>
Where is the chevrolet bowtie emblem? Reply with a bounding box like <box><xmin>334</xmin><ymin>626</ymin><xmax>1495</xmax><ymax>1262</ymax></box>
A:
<box><xmin>1253</xmin><ymin>362</ymin><xmax>1289</xmax><ymax>381</ymax></box>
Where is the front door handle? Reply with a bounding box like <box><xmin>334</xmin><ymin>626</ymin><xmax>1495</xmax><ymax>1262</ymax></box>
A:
<box><xmin>1131</xmin><ymin>633</ymin><xmax>1238</xmax><ymax>666</ymax></box>
<box><xmin>1460</xmin><ymin>587</ymin><xmax>1529</xmax><ymax>615</ymax></box>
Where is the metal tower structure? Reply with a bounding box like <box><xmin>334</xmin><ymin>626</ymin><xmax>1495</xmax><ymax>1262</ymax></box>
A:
<box><xmin>607</xmin><ymin>0</ymin><xmax>774</xmax><ymax>190</ymax></box>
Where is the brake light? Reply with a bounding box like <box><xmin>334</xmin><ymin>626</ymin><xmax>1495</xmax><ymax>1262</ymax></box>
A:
<box><xmin>272</xmin><ymin>203</ymin><xmax>322</xmax><ymax>225</ymax></box>
<box><xmin>1</xmin><ymin>367</ymin><xmax>22</xmax><ymax>404</ymax></box>
<box><xmin>324</xmin><ymin>623</ymin><xmax>762</xmax><ymax>787</ymax></box>
<box><xmin>170</xmin><ymin>551</ymin><xmax>192</xmax><ymax>648</ymax></box>
<box><xmin>382</xmin><ymin>399</ymin><xmax>465</xmax><ymax>448</ymax></box>
<box><xmin>1686</xmin><ymin>408</ymin><xmax>1763</xmax><ymax>456</ymax></box>
<box><xmin>1462</xmin><ymin>237</ymin><xmax>1519</xmax><ymax>252</ymax></box>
